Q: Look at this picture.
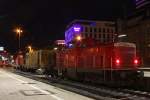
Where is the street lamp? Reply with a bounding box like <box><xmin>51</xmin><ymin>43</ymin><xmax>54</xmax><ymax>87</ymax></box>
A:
<box><xmin>76</xmin><ymin>35</ymin><xmax>82</xmax><ymax>41</ymax></box>
<box><xmin>16</xmin><ymin>28</ymin><xmax>23</xmax><ymax>50</ymax></box>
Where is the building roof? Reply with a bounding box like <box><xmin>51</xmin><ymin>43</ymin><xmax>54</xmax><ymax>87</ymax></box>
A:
<box><xmin>66</xmin><ymin>19</ymin><xmax>115</xmax><ymax>29</ymax></box>
<box><xmin>136</xmin><ymin>0</ymin><xmax>150</xmax><ymax>9</ymax></box>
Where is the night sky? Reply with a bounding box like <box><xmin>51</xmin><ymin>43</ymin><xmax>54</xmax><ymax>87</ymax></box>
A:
<box><xmin>0</xmin><ymin>0</ymin><xmax>135</xmax><ymax>53</ymax></box>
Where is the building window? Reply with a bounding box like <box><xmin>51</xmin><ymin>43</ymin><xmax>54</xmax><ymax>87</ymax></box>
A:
<box><xmin>107</xmin><ymin>34</ymin><xmax>110</xmax><ymax>42</ymax></box>
<box><xmin>99</xmin><ymin>34</ymin><xmax>101</xmax><ymax>38</ymax></box>
<box><xmin>103</xmin><ymin>28</ymin><xmax>106</xmax><ymax>33</ymax></box>
<box><xmin>90</xmin><ymin>33</ymin><xmax>93</xmax><ymax>38</ymax></box>
<box><xmin>85</xmin><ymin>27</ymin><xmax>88</xmax><ymax>32</ymax></box>
<box><xmin>94</xmin><ymin>33</ymin><xmax>97</xmax><ymax>38</ymax></box>
<box><xmin>111</xmin><ymin>34</ymin><xmax>114</xmax><ymax>41</ymax></box>
<box><xmin>99</xmin><ymin>28</ymin><xmax>101</xmax><ymax>33</ymax></box>
<box><xmin>92</xmin><ymin>34</ymin><xmax>94</xmax><ymax>38</ymax></box>
<box><xmin>81</xmin><ymin>27</ymin><xmax>83</xmax><ymax>32</ymax></box>
<box><xmin>107</xmin><ymin>34</ymin><xmax>110</xmax><ymax>38</ymax></box>
<box><xmin>82</xmin><ymin>34</ymin><xmax>85</xmax><ymax>38</ymax></box>
<box><xmin>107</xmin><ymin>28</ymin><xmax>110</xmax><ymax>33</ymax></box>
<box><xmin>103</xmin><ymin>39</ymin><xmax>105</xmax><ymax>43</ymax></box>
<box><xmin>90</xmin><ymin>28</ymin><xmax>93</xmax><ymax>32</ymax></box>
<box><xmin>87</xmin><ymin>33</ymin><xmax>90</xmax><ymax>37</ymax></box>
<box><xmin>84</xmin><ymin>33</ymin><xmax>88</xmax><ymax>37</ymax></box>
<box><xmin>94</xmin><ymin>28</ymin><xmax>97</xmax><ymax>33</ymax></box>
<box><xmin>103</xmin><ymin>34</ymin><xmax>105</xmax><ymax>39</ymax></box>
<box><xmin>111</xmin><ymin>29</ymin><xmax>114</xmax><ymax>33</ymax></box>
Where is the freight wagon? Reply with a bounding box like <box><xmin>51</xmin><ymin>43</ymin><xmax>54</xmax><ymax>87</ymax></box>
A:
<box><xmin>15</xmin><ymin>50</ymin><xmax>56</xmax><ymax>74</ymax></box>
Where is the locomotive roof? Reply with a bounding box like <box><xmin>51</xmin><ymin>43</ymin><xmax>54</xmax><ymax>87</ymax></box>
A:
<box><xmin>64</xmin><ymin>42</ymin><xmax>136</xmax><ymax>51</ymax></box>
<box><xmin>114</xmin><ymin>42</ymin><xmax>136</xmax><ymax>47</ymax></box>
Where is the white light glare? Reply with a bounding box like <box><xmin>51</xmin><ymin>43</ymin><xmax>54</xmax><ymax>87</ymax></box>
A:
<box><xmin>118</xmin><ymin>34</ymin><xmax>127</xmax><ymax>38</ymax></box>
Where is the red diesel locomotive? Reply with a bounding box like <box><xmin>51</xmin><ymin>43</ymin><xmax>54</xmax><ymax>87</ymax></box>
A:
<box><xmin>56</xmin><ymin>42</ymin><xmax>141</xmax><ymax>85</ymax></box>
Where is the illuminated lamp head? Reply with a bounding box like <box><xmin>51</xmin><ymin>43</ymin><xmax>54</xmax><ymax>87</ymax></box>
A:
<box><xmin>76</xmin><ymin>35</ymin><xmax>82</xmax><ymax>41</ymax></box>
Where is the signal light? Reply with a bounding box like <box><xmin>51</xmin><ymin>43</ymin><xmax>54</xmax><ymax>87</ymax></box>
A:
<box><xmin>134</xmin><ymin>59</ymin><xmax>138</xmax><ymax>64</ymax></box>
<box><xmin>116</xmin><ymin>59</ymin><xmax>120</xmax><ymax>64</ymax></box>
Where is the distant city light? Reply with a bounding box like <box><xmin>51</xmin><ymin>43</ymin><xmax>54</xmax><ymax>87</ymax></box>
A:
<box><xmin>10</xmin><ymin>55</ymin><xmax>14</xmax><ymax>58</ymax></box>
<box><xmin>0</xmin><ymin>47</ymin><xmax>4</xmax><ymax>51</ymax></box>
<box><xmin>11</xmin><ymin>60</ymin><xmax>14</xmax><ymax>63</ymax></box>
<box><xmin>2</xmin><ymin>56</ymin><xmax>7</xmax><ymax>61</ymax></box>
<box><xmin>54</xmin><ymin>47</ymin><xmax>58</xmax><ymax>50</ymax></box>
<box><xmin>55</xmin><ymin>40</ymin><xmax>65</xmax><ymax>45</ymax></box>
<box><xmin>69</xmin><ymin>43</ymin><xmax>73</xmax><ymax>47</ymax></box>
<box><xmin>19</xmin><ymin>55</ymin><xmax>23</xmax><ymax>58</ymax></box>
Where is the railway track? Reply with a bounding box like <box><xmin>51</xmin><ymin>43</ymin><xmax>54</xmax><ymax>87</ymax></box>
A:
<box><xmin>9</xmin><ymin>69</ymin><xmax>150</xmax><ymax>100</ymax></box>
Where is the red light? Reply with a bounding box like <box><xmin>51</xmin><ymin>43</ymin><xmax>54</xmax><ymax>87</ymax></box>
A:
<box><xmin>116</xmin><ymin>59</ymin><xmax>120</xmax><ymax>64</ymax></box>
<box><xmin>134</xmin><ymin>59</ymin><xmax>138</xmax><ymax>64</ymax></box>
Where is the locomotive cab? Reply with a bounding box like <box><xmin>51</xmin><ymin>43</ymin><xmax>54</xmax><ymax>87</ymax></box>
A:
<box><xmin>109</xmin><ymin>42</ymin><xmax>141</xmax><ymax>85</ymax></box>
<box><xmin>113</xmin><ymin>42</ymin><xmax>139</xmax><ymax>70</ymax></box>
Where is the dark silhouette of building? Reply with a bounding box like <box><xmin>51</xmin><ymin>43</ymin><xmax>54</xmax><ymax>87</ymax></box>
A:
<box><xmin>118</xmin><ymin>0</ymin><xmax>150</xmax><ymax>67</ymax></box>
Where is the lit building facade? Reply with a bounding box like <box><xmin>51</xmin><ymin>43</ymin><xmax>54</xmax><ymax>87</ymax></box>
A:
<box><xmin>135</xmin><ymin>0</ymin><xmax>150</xmax><ymax>9</ymax></box>
<box><xmin>65</xmin><ymin>20</ymin><xmax>116</xmax><ymax>46</ymax></box>
<box><xmin>55</xmin><ymin>40</ymin><xmax>65</xmax><ymax>45</ymax></box>
<box><xmin>54</xmin><ymin>40</ymin><xmax>66</xmax><ymax>50</ymax></box>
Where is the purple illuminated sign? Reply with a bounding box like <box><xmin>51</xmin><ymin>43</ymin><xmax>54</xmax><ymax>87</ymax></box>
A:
<box><xmin>74</xmin><ymin>27</ymin><xmax>81</xmax><ymax>32</ymax></box>
<box><xmin>73</xmin><ymin>25</ymin><xmax>81</xmax><ymax>32</ymax></box>
<box><xmin>65</xmin><ymin>24</ymin><xmax>82</xmax><ymax>45</ymax></box>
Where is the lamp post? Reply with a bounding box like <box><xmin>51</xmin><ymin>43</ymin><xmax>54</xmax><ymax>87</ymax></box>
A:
<box><xmin>16</xmin><ymin>28</ymin><xmax>23</xmax><ymax>51</ymax></box>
